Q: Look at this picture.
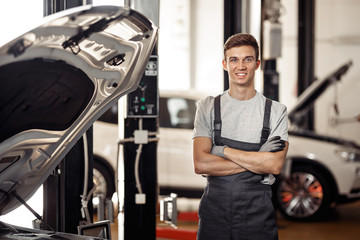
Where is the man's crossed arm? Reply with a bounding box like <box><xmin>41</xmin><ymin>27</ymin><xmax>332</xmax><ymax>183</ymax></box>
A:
<box><xmin>193</xmin><ymin>136</ymin><xmax>288</xmax><ymax>176</ymax></box>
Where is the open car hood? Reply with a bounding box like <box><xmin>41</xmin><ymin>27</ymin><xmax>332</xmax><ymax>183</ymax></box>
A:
<box><xmin>288</xmin><ymin>60</ymin><xmax>353</xmax><ymax>126</ymax></box>
<box><xmin>0</xmin><ymin>5</ymin><xmax>158</xmax><ymax>215</ymax></box>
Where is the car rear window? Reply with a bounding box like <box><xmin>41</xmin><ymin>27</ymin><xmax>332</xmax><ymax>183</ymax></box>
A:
<box><xmin>159</xmin><ymin>97</ymin><xmax>196</xmax><ymax>129</ymax></box>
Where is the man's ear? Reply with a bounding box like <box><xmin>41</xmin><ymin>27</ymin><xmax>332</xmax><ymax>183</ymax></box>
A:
<box><xmin>255</xmin><ymin>59</ymin><xmax>261</xmax><ymax>70</ymax></box>
<box><xmin>222</xmin><ymin>59</ymin><xmax>228</xmax><ymax>71</ymax></box>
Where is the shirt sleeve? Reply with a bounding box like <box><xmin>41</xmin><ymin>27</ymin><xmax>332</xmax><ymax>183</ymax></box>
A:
<box><xmin>269</xmin><ymin>103</ymin><xmax>289</xmax><ymax>142</ymax></box>
<box><xmin>193</xmin><ymin>97</ymin><xmax>213</xmax><ymax>139</ymax></box>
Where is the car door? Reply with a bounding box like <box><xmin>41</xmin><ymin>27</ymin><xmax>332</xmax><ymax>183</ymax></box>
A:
<box><xmin>158</xmin><ymin>95</ymin><xmax>206</xmax><ymax>190</ymax></box>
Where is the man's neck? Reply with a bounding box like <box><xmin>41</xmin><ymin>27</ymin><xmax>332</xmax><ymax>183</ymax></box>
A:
<box><xmin>228</xmin><ymin>87</ymin><xmax>256</xmax><ymax>101</ymax></box>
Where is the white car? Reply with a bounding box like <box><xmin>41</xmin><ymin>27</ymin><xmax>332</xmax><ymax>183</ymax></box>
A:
<box><xmin>92</xmin><ymin>90</ymin><xmax>207</xmax><ymax>199</ymax></box>
<box><xmin>93</xmin><ymin>61</ymin><xmax>360</xmax><ymax>222</ymax></box>
<box><xmin>272</xmin><ymin>61</ymin><xmax>360</xmax><ymax>221</ymax></box>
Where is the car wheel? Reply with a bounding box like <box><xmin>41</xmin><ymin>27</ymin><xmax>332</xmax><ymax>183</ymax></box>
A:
<box><xmin>93</xmin><ymin>160</ymin><xmax>115</xmax><ymax>199</ymax></box>
<box><xmin>273</xmin><ymin>164</ymin><xmax>331</xmax><ymax>221</ymax></box>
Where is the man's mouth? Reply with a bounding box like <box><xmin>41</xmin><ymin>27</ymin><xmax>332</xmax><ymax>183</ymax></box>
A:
<box><xmin>236</xmin><ymin>73</ymin><xmax>246</xmax><ymax>76</ymax></box>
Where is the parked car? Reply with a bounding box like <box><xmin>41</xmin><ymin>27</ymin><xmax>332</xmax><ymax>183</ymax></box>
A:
<box><xmin>92</xmin><ymin>90</ymin><xmax>207</xmax><ymax>200</ymax></box>
<box><xmin>272</xmin><ymin>60</ymin><xmax>360</xmax><ymax>221</ymax></box>
<box><xmin>0</xmin><ymin>5</ymin><xmax>158</xmax><ymax>237</ymax></box>
<box><xmin>93</xmin><ymin>61</ymin><xmax>360</xmax><ymax>222</ymax></box>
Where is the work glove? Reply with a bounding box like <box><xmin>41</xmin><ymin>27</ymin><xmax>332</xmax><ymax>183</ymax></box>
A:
<box><xmin>259</xmin><ymin>136</ymin><xmax>285</xmax><ymax>153</ymax></box>
<box><xmin>259</xmin><ymin>136</ymin><xmax>284</xmax><ymax>185</ymax></box>
<box><xmin>211</xmin><ymin>145</ymin><xmax>226</xmax><ymax>158</ymax></box>
<box><xmin>261</xmin><ymin>174</ymin><xmax>276</xmax><ymax>185</ymax></box>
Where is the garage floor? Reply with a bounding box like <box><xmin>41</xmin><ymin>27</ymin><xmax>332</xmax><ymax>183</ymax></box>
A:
<box><xmin>110</xmin><ymin>199</ymin><xmax>360</xmax><ymax>240</ymax></box>
<box><xmin>277</xmin><ymin>200</ymin><xmax>360</xmax><ymax>240</ymax></box>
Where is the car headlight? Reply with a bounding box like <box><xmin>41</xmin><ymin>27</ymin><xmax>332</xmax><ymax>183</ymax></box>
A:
<box><xmin>335</xmin><ymin>147</ymin><xmax>360</xmax><ymax>162</ymax></box>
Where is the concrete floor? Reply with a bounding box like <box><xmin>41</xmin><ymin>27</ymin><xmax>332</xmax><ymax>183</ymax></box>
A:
<box><xmin>277</xmin><ymin>200</ymin><xmax>360</xmax><ymax>240</ymax></box>
<box><xmin>110</xmin><ymin>199</ymin><xmax>360</xmax><ymax>240</ymax></box>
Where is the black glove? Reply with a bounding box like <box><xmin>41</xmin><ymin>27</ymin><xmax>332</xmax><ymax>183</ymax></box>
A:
<box><xmin>259</xmin><ymin>136</ymin><xmax>285</xmax><ymax>152</ymax></box>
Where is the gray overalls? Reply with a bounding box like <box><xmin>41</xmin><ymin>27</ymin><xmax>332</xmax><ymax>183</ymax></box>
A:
<box><xmin>197</xmin><ymin>95</ymin><xmax>278</xmax><ymax>240</ymax></box>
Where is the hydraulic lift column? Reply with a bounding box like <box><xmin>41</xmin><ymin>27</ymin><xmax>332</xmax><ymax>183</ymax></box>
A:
<box><xmin>121</xmin><ymin>1</ymin><xmax>159</xmax><ymax>240</ymax></box>
<box><xmin>298</xmin><ymin>0</ymin><xmax>315</xmax><ymax>130</ymax></box>
<box><xmin>42</xmin><ymin>0</ymin><xmax>94</xmax><ymax>234</ymax></box>
<box><xmin>262</xmin><ymin>0</ymin><xmax>282</xmax><ymax>101</ymax></box>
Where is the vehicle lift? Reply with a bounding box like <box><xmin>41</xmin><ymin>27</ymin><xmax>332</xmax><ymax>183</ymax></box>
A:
<box><xmin>119</xmin><ymin>1</ymin><xmax>178</xmax><ymax>240</ymax></box>
<box><xmin>40</xmin><ymin>0</ymin><xmax>170</xmax><ymax>239</ymax></box>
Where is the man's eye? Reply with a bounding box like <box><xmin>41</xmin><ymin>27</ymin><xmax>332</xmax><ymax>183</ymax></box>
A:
<box><xmin>245</xmin><ymin>58</ymin><xmax>253</xmax><ymax>63</ymax></box>
<box><xmin>230</xmin><ymin>59</ymin><xmax>238</xmax><ymax>62</ymax></box>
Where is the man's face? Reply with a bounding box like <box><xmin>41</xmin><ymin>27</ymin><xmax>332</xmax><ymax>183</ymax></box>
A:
<box><xmin>222</xmin><ymin>46</ymin><xmax>260</xmax><ymax>88</ymax></box>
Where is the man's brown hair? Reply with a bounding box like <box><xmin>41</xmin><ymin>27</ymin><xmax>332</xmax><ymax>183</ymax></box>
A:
<box><xmin>223</xmin><ymin>33</ymin><xmax>259</xmax><ymax>60</ymax></box>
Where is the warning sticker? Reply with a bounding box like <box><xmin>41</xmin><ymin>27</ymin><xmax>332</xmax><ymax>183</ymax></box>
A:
<box><xmin>145</xmin><ymin>61</ymin><xmax>157</xmax><ymax>76</ymax></box>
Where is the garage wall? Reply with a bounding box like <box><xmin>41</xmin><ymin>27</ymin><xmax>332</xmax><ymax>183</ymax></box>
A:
<box><xmin>158</xmin><ymin>0</ymin><xmax>191</xmax><ymax>91</ymax></box>
<box><xmin>190</xmin><ymin>0</ymin><xmax>224</xmax><ymax>95</ymax></box>
<box><xmin>158</xmin><ymin>0</ymin><xmax>223</xmax><ymax>95</ymax></box>
<box><xmin>277</xmin><ymin>0</ymin><xmax>298</xmax><ymax>110</ymax></box>
<box><xmin>314</xmin><ymin>0</ymin><xmax>360</xmax><ymax>144</ymax></box>
<box><xmin>0</xmin><ymin>1</ymin><xmax>43</xmax><ymax>47</ymax></box>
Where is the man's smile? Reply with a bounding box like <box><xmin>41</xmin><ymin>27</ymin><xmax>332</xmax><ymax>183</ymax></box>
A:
<box><xmin>236</xmin><ymin>72</ymin><xmax>247</xmax><ymax>77</ymax></box>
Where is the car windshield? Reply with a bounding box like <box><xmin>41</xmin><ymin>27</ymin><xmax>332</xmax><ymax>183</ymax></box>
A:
<box><xmin>159</xmin><ymin>97</ymin><xmax>196</xmax><ymax>129</ymax></box>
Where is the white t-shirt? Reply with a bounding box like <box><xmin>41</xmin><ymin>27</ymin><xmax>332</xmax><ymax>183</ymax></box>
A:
<box><xmin>193</xmin><ymin>90</ymin><xmax>288</xmax><ymax>144</ymax></box>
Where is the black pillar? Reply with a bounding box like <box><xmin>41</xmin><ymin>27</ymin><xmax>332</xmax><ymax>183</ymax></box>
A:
<box><xmin>60</xmin><ymin>129</ymin><xmax>94</xmax><ymax>233</ymax></box>
<box><xmin>122</xmin><ymin>1</ymin><xmax>159</xmax><ymax>239</ymax></box>
<box><xmin>44</xmin><ymin>0</ymin><xmax>92</xmax><ymax>16</ymax></box>
<box><xmin>43</xmin><ymin>129</ymin><xmax>94</xmax><ymax>233</ymax></box>
<box><xmin>263</xmin><ymin>59</ymin><xmax>279</xmax><ymax>101</ymax></box>
<box><xmin>123</xmin><ymin>118</ymin><xmax>158</xmax><ymax>240</ymax></box>
<box><xmin>298</xmin><ymin>0</ymin><xmax>315</xmax><ymax>130</ymax></box>
<box><xmin>224</xmin><ymin>0</ymin><xmax>243</xmax><ymax>91</ymax></box>
<box><xmin>42</xmin><ymin>0</ymin><xmax>94</xmax><ymax>234</ymax></box>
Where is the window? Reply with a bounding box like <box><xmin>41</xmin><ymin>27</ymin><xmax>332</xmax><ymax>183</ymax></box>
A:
<box><xmin>159</xmin><ymin>97</ymin><xmax>196</xmax><ymax>129</ymax></box>
<box><xmin>98</xmin><ymin>97</ymin><xmax>197</xmax><ymax>130</ymax></box>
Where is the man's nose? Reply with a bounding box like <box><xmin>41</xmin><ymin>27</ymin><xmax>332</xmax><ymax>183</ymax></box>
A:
<box><xmin>237</xmin><ymin>60</ymin><xmax>246</xmax><ymax>69</ymax></box>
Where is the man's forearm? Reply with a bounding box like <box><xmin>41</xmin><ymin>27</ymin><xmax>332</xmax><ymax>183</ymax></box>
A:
<box><xmin>223</xmin><ymin>142</ymin><xmax>288</xmax><ymax>175</ymax></box>
<box><xmin>194</xmin><ymin>153</ymin><xmax>246</xmax><ymax>176</ymax></box>
<box><xmin>193</xmin><ymin>137</ymin><xmax>246</xmax><ymax>176</ymax></box>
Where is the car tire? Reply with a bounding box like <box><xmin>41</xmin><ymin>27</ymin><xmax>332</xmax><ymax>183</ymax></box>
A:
<box><xmin>273</xmin><ymin>164</ymin><xmax>332</xmax><ymax>221</ymax></box>
<box><xmin>93</xmin><ymin>159</ymin><xmax>115</xmax><ymax>199</ymax></box>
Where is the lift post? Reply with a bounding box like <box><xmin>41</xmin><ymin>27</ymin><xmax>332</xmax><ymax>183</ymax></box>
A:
<box><xmin>120</xmin><ymin>1</ymin><xmax>159</xmax><ymax>240</ymax></box>
<box><xmin>42</xmin><ymin>0</ymin><xmax>94</xmax><ymax>234</ymax></box>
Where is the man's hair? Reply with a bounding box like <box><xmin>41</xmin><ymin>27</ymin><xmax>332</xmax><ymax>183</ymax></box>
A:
<box><xmin>223</xmin><ymin>33</ymin><xmax>259</xmax><ymax>60</ymax></box>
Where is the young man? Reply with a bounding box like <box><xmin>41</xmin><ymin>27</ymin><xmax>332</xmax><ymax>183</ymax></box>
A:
<box><xmin>192</xmin><ymin>33</ymin><xmax>289</xmax><ymax>240</ymax></box>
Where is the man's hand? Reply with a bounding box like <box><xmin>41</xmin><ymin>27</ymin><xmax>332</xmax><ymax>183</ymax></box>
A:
<box><xmin>259</xmin><ymin>136</ymin><xmax>285</xmax><ymax>185</ymax></box>
<box><xmin>259</xmin><ymin>136</ymin><xmax>285</xmax><ymax>152</ymax></box>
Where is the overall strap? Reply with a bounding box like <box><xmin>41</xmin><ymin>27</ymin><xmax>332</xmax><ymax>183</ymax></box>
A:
<box><xmin>214</xmin><ymin>95</ymin><xmax>272</xmax><ymax>146</ymax></box>
<box><xmin>260</xmin><ymin>98</ymin><xmax>272</xmax><ymax>145</ymax></box>
<box><xmin>214</xmin><ymin>95</ymin><xmax>222</xmax><ymax>145</ymax></box>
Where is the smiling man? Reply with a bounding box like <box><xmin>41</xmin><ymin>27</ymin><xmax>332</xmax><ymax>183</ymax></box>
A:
<box><xmin>192</xmin><ymin>33</ymin><xmax>289</xmax><ymax>240</ymax></box>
